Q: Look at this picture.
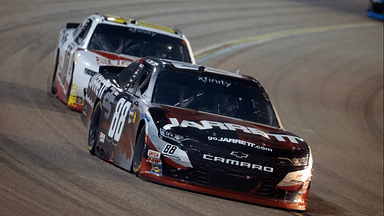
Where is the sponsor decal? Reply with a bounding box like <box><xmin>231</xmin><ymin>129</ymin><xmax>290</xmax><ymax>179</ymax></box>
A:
<box><xmin>159</xmin><ymin>128</ymin><xmax>188</xmax><ymax>142</ymax></box>
<box><xmin>151</xmin><ymin>164</ymin><xmax>162</xmax><ymax>175</ymax></box>
<box><xmin>91</xmin><ymin>50</ymin><xmax>134</xmax><ymax>64</ymax></box>
<box><xmin>136</xmin><ymin>21</ymin><xmax>175</xmax><ymax>34</ymax></box>
<box><xmin>164</xmin><ymin>118</ymin><xmax>304</xmax><ymax>143</ymax></box>
<box><xmin>230</xmin><ymin>151</ymin><xmax>249</xmax><ymax>158</ymax></box>
<box><xmin>102</xmin><ymin>91</ymin><xmax>116</xmax><ymax>120</ymax></box>
<box><xmin>85</xmin><ymin>94</ymin><xmax>94</xmax><ymax>109</ymax></box>
<box><xmin>198</xmin><ymin>76</ymin><xmax>231</xmax><ymax>87</ymax></box>
<box><xmin>128</xmin><ymin>27</ymin><xmax>157</xmax><ymax>37</ymax></box>
<box><xmin>68</xmin><ymin>95</ymin><xmax>83</xmax><ymax>107</ymax></box>
<box><xmin>99</xmin><ymin>132</ymin><xmax>105</xmax><ymax>143</ymax></box>
<box><xmin>148</xmin><ymin>149</ymin><xmax>160</xmax><ymax>158</ymax></box>
<box><xmin>208</xmin><ymin>136</ymin><xmax>273</xmax><ymax>152</ymax></box>
<box><xmin>147</xmin><ymin>149</ymin><xmax>162</xmax><ymax>164</ymax></box>
<box><xmin>95</xmin><ymin>56</ymin><xmax>132</xmax><ymax>66</ymax></box>
<box><xmin>145</xmin><ymin>58</ymin><xmax>158</xmax><ymax>67</ymax></box>
<box><xmin>147</xmin><ymin>157</ymin><xmax>161</xmax><ymax>164</ymax></box>
<box><xmin>144</xmin><ymin>114</ymin><xmax>150</xmax><ymax>122</ymax></box>
<box><xmin>130</xmin><ymin>111</ymin><xmax>137</xmax><ymax>124</ymax></box>
<box><xmin>203</xmin><ymin>154</ymin><xmax>274</xmax><ymax>172</ymax></box>
<box><xmin>89</xmin><ymin>74</ymin><xmax>112</xmax><ymax>98</ymax></box>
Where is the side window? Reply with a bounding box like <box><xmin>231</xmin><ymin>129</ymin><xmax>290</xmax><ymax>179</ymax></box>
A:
<box><xmin>133</xmin><ymin>68</ymin><xmax>151</xmax><ymax>96</ymax></box>
<box><xmin>116</xmin><ymin>61</ymin><xmax>141</xmax><ymax>89</ymax></box>
<box><xmin>75</xmin><ymin>19</ymin><xmax>93</xmax><ymax>44</ymax></box>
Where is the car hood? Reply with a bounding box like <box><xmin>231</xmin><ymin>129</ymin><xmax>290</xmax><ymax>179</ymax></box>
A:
<box><xmin>149</xmin><ymin>105</ymin><xmax>310</xmax><ymax>159</ymax></box>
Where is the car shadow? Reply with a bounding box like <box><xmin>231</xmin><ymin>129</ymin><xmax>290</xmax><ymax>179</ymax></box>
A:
<box><xmin>0</xmin><ymin>80</ymin><xmax>73</xmax><ymax>114</ymax></box>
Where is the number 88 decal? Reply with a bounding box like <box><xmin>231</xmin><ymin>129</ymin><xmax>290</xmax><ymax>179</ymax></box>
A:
<box><xmin>108</xmin><ymin>98</ymin><xmax>131</xmax><ymax>142</ymax></box>
<box><xmin>162</xmin><ymin>144</ymin><xmax>177</xmax><ymax>154</ymax></box>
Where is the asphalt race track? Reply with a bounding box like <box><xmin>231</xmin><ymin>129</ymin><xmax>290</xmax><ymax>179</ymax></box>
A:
<box><xmin>0</xmin><ymin>1</ymin><xmax>382</xmax><ymax>215</ymax></box>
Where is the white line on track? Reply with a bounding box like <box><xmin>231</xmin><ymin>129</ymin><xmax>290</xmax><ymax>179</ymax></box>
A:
<box><xmin>194</xmin><ymin>22</ymin><xmax>377</xmax><ymax>64</ymax></box>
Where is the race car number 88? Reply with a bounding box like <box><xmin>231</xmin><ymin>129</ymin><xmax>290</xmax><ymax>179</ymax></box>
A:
<box><xmin>108</xmin><ymin>98</ymin><xmax>131</xmax><ymax>142</ymax></box>
<box><xmin>162</xmin><ymin>144</ymin><xmax>177</xmax><ymax>154</ymax></box>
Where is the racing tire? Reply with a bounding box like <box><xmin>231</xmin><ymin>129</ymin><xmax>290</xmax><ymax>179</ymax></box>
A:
<box><xmin>88</xmin><ymin>101</ymin><xmax>102</xmax><ymax>155</ymax></box>
<box><xmin>51</xmin><ymin>51</ymin><xmax>59</xmax><ymax>95</ymax></box>
<box><xmin>132</xmin><ymin>127</ymin><xmax>147</xmax><ymax>176</ymax></box>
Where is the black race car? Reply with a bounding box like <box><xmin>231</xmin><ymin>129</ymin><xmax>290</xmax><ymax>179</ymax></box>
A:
<box><xmin>367</xmin><ymin>0</ymin><xmax>384</xmax><ymax>20</ymax></box>
<box><xmin>81</xmin><ymin>57</ymin><xmax>313</xmax><ymax>210</ymax></box>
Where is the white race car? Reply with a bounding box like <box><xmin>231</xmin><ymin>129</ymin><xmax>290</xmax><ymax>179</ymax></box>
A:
<box><xmin>51</xmin><ymin>13</ymin><xmax>195</xmax><ymax>111</ymax></box>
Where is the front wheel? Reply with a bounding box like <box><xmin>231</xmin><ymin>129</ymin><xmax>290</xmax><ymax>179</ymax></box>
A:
<box><xmin>51</xmin><ymin>51</ymin><xmax>59</xmax><ymax>95</ymax></box>
<box><xmin>132</xmin><ymin>127</ymin><xmax>147</xmax><ymax>176</ymax></box>
<box><xmin>88</xmin><ymin>102</ymin><xmax>102</xmax><ymax>155</ymax></box>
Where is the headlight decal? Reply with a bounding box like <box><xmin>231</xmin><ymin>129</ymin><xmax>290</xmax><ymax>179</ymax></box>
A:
<box><xmin>146</xmin><ymin>119</ymin><xmax>193</xmax><ymax>168</ymax></box>
<box><xmin>276</xmin><ymin>149</ymin><xmax>313</xmax><ymax>191</ymax></box>
<box><xmin>161</xmin><ymin>143</ymin><xmax>193</xmax><ymax>168</ymax></box>
<box><xmin>279</xmin><ymin>156</ymin><xmax>309</xmax><ymax>166</ymax></box>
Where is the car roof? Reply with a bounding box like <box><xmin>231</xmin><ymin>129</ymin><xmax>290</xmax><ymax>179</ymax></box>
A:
<box><xmin>89</xmin><ymin>13</ymin><xmax>184</xmax><ymax>38</ymax></box>
<box><xmin>144</xmin><ymin>57</ymin><xmax>264</xmax><ymax>88</ymax></box>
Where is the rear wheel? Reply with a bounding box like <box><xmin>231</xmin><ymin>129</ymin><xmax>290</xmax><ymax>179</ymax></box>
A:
<box><xmin>132</xmin><ymin>127</ymin><xmax>147</xmax><ymax>176</ymax></box>
<box><xmin>88</xmin><ymin>102</ymin><xmax>102</xmax><ymax>155</ymax></box>
<box><xmin>51</xmin><ymin>51</ymin><xmax>59</xmax><ymax>95</ymax></box>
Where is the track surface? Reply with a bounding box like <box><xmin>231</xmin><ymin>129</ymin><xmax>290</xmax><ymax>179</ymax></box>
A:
<box><xmin>0</xmin><ymin>1</ymin><xmax>382</xmax><ymax>215</ymax></box>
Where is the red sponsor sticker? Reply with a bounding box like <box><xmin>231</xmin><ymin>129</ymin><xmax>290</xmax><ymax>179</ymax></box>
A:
<box><xmin>148</xmin><ymin>149</ymin><xmax>160</xmax><ymax>158</ymax></box>
<box><xmin>146</xmin><ymin>157</ymin><xmax>162</xmax><ymax>164</ymax></box>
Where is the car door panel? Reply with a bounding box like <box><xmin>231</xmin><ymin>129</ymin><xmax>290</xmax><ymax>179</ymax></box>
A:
<box><xmin>95</xmin><ymin>60</ymin><xmax>152</xmax><ymax>169</ymax></box>
<box><xmin>97</xmin><ymin>89</ymin><xmax>137</xmax><ymax>165</ymax></box>
<box><xmin>62</xmin><ymin>43</ymin><xmax>75</xmax><ymax>86</ymax></box>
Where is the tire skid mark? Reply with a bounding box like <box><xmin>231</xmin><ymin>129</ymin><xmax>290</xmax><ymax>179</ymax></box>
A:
<box><xmin>363</xmin><ymin>84</ymin><xmax>383</xmax><ymax>144</ymax></box>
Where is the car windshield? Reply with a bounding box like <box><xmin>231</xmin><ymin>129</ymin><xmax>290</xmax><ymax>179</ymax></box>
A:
<box><xmin>88</xmin><ymin>24</ymin><xmax>192</xmax><ymax>63</ymax></box>
<box><xmin>152</xmin><ymin>70</ymin><xmax>280</xmax><ymax>127</ymax></box>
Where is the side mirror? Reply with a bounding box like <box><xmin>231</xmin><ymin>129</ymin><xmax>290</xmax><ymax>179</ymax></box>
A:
<box><xmin>66</xmin><ymin>23</ymin><xmax>80</xmax><ymax>29</ymax></box>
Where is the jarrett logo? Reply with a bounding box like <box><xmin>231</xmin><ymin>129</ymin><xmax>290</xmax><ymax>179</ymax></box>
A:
<box><xmin>163</xmin><ymin>118</ymin><xmax>304</xmax><ymax>143</ymax></box>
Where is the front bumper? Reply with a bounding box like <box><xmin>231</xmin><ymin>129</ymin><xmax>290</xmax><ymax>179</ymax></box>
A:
<box><xmin>137</xmin><ymin>151</ymin><xmax>311</xmax><ymax>211</ymax></box>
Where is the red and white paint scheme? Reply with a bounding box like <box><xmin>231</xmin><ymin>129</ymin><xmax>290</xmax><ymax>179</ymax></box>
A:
<box><xmin>51</xmin><ymin>13</ymin><xmax>195</xmax><ymax>111</ymax></box>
